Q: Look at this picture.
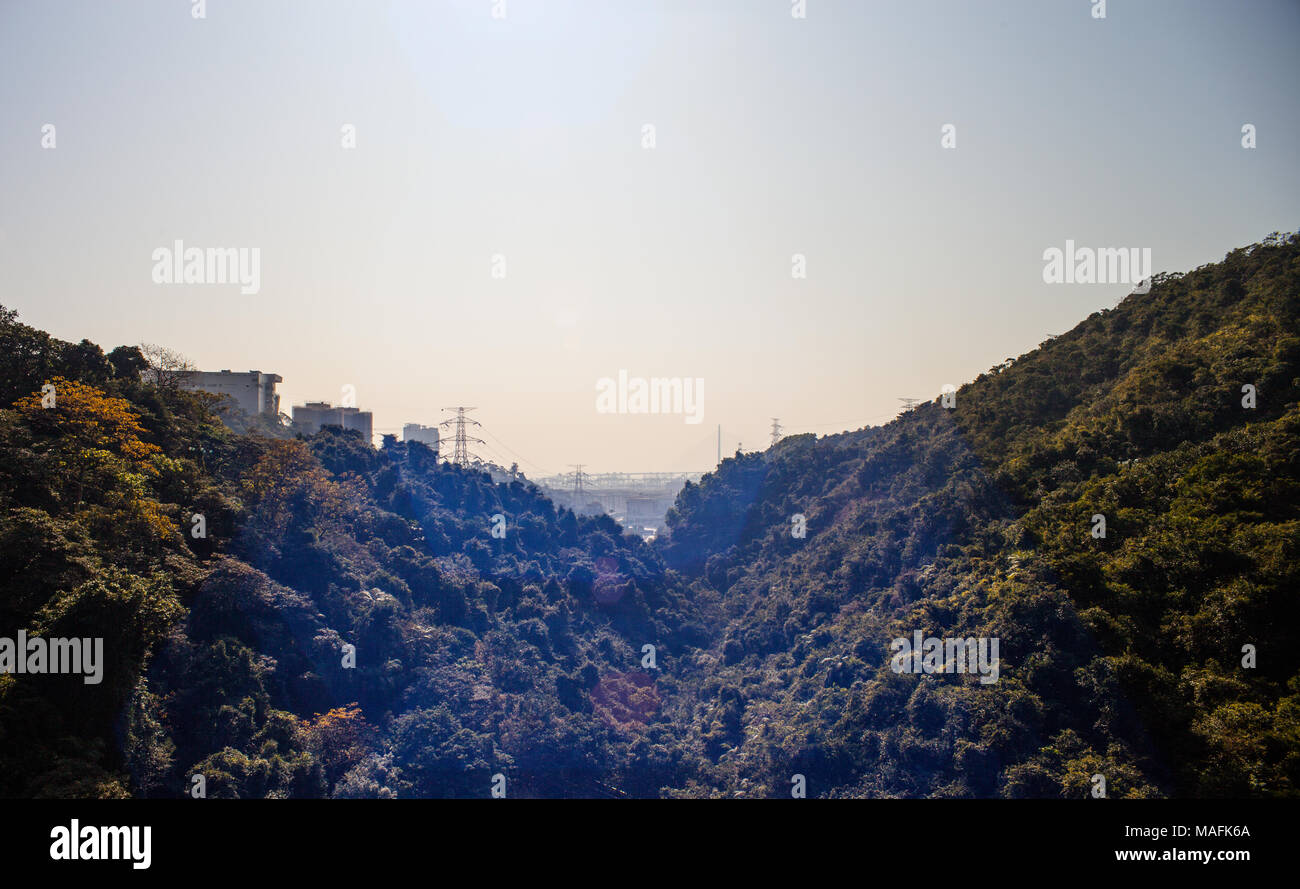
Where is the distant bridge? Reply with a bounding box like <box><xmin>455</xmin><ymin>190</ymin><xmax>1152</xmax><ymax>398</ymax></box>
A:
<box><xmin>533</xmin><ymin>471</ymin><xmax>708</xmax><ymax>535</ymax></box>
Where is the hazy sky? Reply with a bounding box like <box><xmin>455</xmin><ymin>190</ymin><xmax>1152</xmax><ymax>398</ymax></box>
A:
<box><xmin>3</xmin><ymin>0</ymin><xmax>1297</xmax><ymax>473</ymax></box>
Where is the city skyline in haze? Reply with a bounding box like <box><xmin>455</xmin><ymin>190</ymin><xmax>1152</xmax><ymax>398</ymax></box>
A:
<box><xmin>2</xmin><ymin>0</ymin><xmax>1298</xmax><ymax>472</ymax></box>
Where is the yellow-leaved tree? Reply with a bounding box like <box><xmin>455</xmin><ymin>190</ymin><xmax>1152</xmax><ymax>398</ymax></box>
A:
<box><xmin>12</xmin><ymin>378</ymin><xmax>178</xmax><ymax>547</ymax></box>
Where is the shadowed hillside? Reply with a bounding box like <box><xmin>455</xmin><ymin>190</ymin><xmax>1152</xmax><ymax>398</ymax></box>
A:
<box><xmin>656</xmin><ymin>232</ymin><xmax>1300</xmax><ymax>797</ymax></box>
<box><xmin>1</xmin><ymin>233</ymin><xmax>1296</xmax><ymax>798</ymax></box>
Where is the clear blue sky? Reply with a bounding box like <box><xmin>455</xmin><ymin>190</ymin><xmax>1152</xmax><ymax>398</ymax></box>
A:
<box><xmin>2</xmin><ymin>0</ymin><xmax>1297</xmax><ymax>472</ymax></box>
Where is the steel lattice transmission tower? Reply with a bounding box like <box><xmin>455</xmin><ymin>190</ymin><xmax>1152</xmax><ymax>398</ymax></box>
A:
<box><xmin>569</xmin><ymin>464</ymin><xmax>587</xmax><ymax>500</ymax></box>
<box><xmin>770</xmin><ymin>418</ymin><xmax>783</xmax><ymax>448</ymax></box>
<box><xmin>440</xmin><ymin>407</ymin><xmax>485</xmax><ymax>467</ymax></box>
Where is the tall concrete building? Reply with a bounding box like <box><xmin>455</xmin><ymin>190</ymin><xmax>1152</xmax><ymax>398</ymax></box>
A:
<box><xmin>292</xmin><ymin>401</ymin><xmax>373</xmax><ymax>442</ymax></box>
<box><xmin>402</xmin><ymin>423</ymin><xmax>440</xmax><ymax>451</ymax></box>
<box><xmin>179</xmin><ymin>370</ymin><xmax>282</xmax><ymax>417</ymax></box>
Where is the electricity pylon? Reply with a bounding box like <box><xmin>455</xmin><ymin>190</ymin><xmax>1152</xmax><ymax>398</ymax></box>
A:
<box><xmin>440</xmin><ymin>407</ymin><xmax>485</xmax><ymax>467</ymax></box>
<box><xmin>569</xmin><ymin>464</ymin><xmax>587</xmax><ymax>500</ymax></box>
<box><xmin>770</xmin><ymin>418</ymin><xmax>783</xmax><ymax>447</ymax></box>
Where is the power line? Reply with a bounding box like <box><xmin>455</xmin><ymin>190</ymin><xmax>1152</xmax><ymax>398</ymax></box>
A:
<box><xmin>784</xmin><ymin>407</ymin><xmax>911</xmax><ymax>431</ymax></box>
<box><xmin>479</xmin><ymin>426</ymin><xmax>555</xmax><ymax>476</ymax></box>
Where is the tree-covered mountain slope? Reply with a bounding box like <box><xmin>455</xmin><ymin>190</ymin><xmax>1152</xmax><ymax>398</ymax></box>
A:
<box><xmin>656</xmin><ymin>232</ymin><xmax>1300</xmax><ymax>797</ymax></box>
<box><xmin>1</xmin><ymin>232</ymin><xmax>1296</xmax><ymax>798</ymax></box>
<box><xmin>0</xmin><ymin>314</ymin><xmax>697</xmax><ymax>798</ymax></box>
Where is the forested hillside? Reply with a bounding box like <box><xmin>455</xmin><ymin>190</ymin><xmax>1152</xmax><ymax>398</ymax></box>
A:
<box><xmin>660</xmin><ymin>232</ymin><xmax>1300</xmax><ymax>797</ymax></box>
<box><xmin>1</xmin><ymin>232</ymin><xmax>1296</xmax><ymax>798</ymax></box>
<box><xmin>0</xmin><ymin>309</ymin><xmax>697</xmax><ymax>798</ymax></box>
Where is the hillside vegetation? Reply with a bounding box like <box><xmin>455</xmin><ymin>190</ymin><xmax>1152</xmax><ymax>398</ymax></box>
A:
<box><xmin>660</xmin><ymin>232</ymin><xmax>1300</xmax><ymax>797</ymax></box>
<box><xmin>1</xmin><ymin>232</ymin><xmax>1296</xmax><ymax>797</ymax></box>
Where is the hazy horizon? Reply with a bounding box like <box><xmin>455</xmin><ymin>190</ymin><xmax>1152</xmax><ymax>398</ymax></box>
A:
<box><xmin>3</xmin><ymin>0</ymin><xmax>1297</xmax><ymax>472</ymax></box>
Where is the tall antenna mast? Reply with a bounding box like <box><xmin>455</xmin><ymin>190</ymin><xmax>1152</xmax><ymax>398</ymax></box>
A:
<box><xmin>439</xmin><ymin>407</ymin><xmax>485</xmax><ymax>467</ymax></box>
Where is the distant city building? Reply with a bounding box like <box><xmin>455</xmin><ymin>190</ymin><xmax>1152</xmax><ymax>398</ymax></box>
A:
<box><xmin>402</xmin><ymin>423</ymin><xmax>440</xmax><ymax>450</ymax></box>
<box><xmin>292</xmin><ymin>401</ymin><xmax>373</xmax><ymax>442</ymax></box>
<box><xmin>179</xmin><ymin>370</ymin><xmax>282</xmax><ymax>417</ymax></box>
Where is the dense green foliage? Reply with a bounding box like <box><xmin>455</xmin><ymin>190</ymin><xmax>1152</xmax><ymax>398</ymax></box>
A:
<box><xmin>0</xmin><ymin>309</ymin><xmax>694</xmax><ymax>798</ymax></box>
<box><xmin>1</xmin><ymin>233</ymin><xmax>1296</xmax><ymax>797</ymax></box>
<box><xmin>660</xmin><ymin>232</ymin><xmax>1300</xmax><ymax>797</ymax></box>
